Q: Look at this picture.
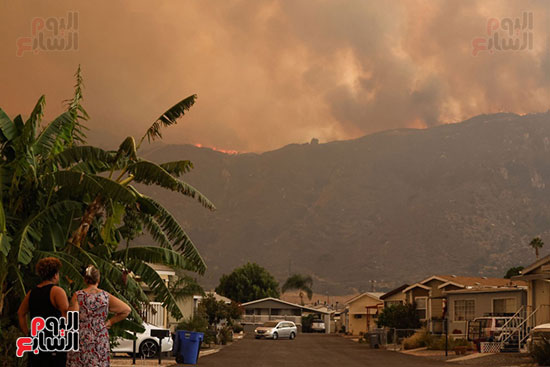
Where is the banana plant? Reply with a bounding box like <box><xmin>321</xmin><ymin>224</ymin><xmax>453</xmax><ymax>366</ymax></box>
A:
<box><xmin>0</xmin><ymin>67</ymin><xmax>214</xmax><ymax>336</ymax></box>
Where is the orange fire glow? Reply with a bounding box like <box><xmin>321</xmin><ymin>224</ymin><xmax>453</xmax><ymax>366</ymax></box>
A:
<box><xmin>194</xmin><ymin>144</ymin><xmax>240</xmax><ymax>155</ymax></box>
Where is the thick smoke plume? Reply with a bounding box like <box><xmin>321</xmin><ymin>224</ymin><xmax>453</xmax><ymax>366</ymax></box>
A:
<box><xmin>0</xmin><ymin>0</ymin><xmax>548</xmax><ymax>152</ymax></box>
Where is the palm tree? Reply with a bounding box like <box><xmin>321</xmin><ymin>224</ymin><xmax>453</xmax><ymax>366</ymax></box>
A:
<box><xmin>530</xmin><ymin>237</ymin><xmax>544</xmax><ymax>259</ymax></box>
<box><xmin>282</xmin><ymin>274</ymin><xmax>313</xmax><ymax>306</ymax></box>
<box><xmin>0</xmin><ymin>67</ymin><xmax>214</xmax><ymax>340</ymax></box>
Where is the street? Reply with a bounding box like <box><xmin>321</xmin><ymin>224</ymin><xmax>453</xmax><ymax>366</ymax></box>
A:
<box><xmin>195</xmin><ymin>334</ymin><xmax>476</xmax><ymax>367</ymax></box>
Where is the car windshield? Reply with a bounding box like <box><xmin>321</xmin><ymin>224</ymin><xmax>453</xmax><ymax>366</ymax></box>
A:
<box><xmin>263</xmin><ymin>321</ymin><xmax>278</xmax><ymax>327</ymax></box>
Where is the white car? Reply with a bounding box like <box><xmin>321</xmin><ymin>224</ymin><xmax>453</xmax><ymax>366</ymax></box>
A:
<box><xmin>254</xmin><ymin>320</ymin><xmax>297</xmax><ymax>340</ymax></box>
<box><xmin>311</xmin><ymin>319</ymin><xmax>326</xmax><ymax>333</ymax></box>
<box><xmin>527</xmin><ymin>323</ymin><xmax>550</xmax><ymax>348</ymax></box>
<box><xmin>112</xmin><ymin>322</ymin><xmax>173</xmax><ymax>358</ymax></box>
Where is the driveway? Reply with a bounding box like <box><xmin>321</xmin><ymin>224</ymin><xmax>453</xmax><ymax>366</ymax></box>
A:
<box><xmin>192</xmin><ymin>334</ymin><xmax>490</xmax><ymax>367</ymax></box>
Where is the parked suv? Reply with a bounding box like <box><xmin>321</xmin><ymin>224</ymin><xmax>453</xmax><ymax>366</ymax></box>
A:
<box><xmin>311</xmin><ymin>318</ymin><xmax>326</xmax><ymax>333</ymax></box>
<box><xmin>467</xmin><ymin>316</ymin><xmax>516</xmax><ymax>341</ymax></box>
<box><xmin>255</xmin><ymin>320</ymin><xmax>297</xmax><ymax>340</ymax></box>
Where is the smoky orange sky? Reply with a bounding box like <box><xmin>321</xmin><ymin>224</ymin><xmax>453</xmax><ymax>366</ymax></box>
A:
<box><xmin>1</xmin><ymin>0</ymin><xmax>549</xmax><ymax>152</ymax></box>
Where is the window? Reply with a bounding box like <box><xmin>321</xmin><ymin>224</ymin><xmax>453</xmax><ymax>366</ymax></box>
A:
<box><xmin>415</xmin><ymin>297</ymin><xmax>427</xmax><ymax>320</ymax></box>
<box><xmin>353</xmin><ymin>314</ymin><xmax>363</xmax><ymax>319</ymax></box>
<box><xmin>245</xmin><ymin>309</ymin><xmax>254</xmax><ymax>315</ymax></box>
<box><xmin>454</xmin><ymin>300</ymin><xmax>475</xmax><ymax>321</ymax></box>
<box><xmin>493</xmin><ymin>298</ymin><xmax>516</xmax><ymax>314</ymax></box>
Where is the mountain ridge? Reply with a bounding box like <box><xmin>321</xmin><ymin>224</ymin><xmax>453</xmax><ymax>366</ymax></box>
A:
<box><xmin>137</xmin><ymin>112</ymin><xmax>550</xmax><ymax>294</ymax></box>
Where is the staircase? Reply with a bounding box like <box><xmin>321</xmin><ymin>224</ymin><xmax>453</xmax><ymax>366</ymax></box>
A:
<box><xmin>497</xmin><ymin>305</ymin><xmax>549</xmax><ymax>352</ymax></box>
<box><xmin>500</xmin><ymin>335</ymin><xmax>520</xmax><ymax>353</ymax></box>
<box><xmin>495</xmin><ymin>306</ymin><xmax>524</xmax><ymax>352</ymax></box>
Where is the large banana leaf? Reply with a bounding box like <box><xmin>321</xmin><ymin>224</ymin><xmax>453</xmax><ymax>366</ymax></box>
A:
<box><xmin>113</xmin><ymin>136</ymin><xmax>137</xmax><ymax>164</ymax></box>
<box><xmin>47</xmin><ymin>171</ymin><xmax>136</xmax><ymax>205</ymax></box>
<box><xmin>135</xmin><ymin>195</ymin><xmax>206</xmax><ymax>274</ymax></box>
<box><xmin>33</xmin><ymin>111</ymin><xmax>75</xmax><ymax>157</ymax></box>
<box><xmin>22</xmin><ymin>95</ymin><xmax>46</xmax><ymax>144</ymax></box>
<box><xmin>127</xmin><ymin>160</ymin><xmax>215</xmax><ymax>210</ymax></box>
<box><xmin>160</xmin><ymin>160</ymin><xmax>194</xmax><ymax>177</ymax></box>
<box><xmin>26</xmin><ymin>95</ymin><xmax>46</xmax><ymax>127</ymax></box>
<box><xmin>140</xmin><ymin>215</ymin><xmax>172</xmax><ymax>249</ymax></box>
<box><xmin>53</xmin><ymin>146</ymin><xmax>114</xmax><ymax>170</ymax></box>
<box><xmin>126</xmin><ymin>260</ymin><xmax>184</xmax><ymax>320</ymax></box>
<box><xmin>0</xmin><ymin>235</ymin><xmax>11</xmax><ymax>258</ymax></box>
<box><xmin>0</xmin><ymin>108</ymin><xmax>16</xmax><ymax>142</ymax></box>
<box><xmin>15</xmin><ymin>200</ymin><xmax>82</xmax><ymax>264</ymax></box>
<box><xmin>141</xmin><ymin>94</ymin><xmax>196</xmax><ymax>144</ymax></box>
<box><xmin>112</xmin><ymin>247</ymin><xmax>194</xmax><ymax>271</ymax></box>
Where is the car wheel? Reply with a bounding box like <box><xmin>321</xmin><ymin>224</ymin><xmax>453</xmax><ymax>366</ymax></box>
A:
<box><xmin>139</xmin><ymin>339</ymin><xmax>159</xmax><ymax>358</ymax></box>
<box><xmin>272</xmin><ymin>332</ymin><xmax>278</xmax><ymax>340</ymax></box>
<box><xmin>289</xmin><ymin>332</ymin><xmax>296</xmax><ymax>340</ymax></box>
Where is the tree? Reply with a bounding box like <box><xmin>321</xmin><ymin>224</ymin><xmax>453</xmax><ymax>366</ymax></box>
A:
<box><xmin>377</xmin><ymin>303</ymin><xmax>421</xmax><ymax>329</ymax></box>
<box><xmin>530</xmin><ymin>237</ymin><xmax>544</xmax><ymax>259</ymax></box>
<box><xmin>198</xmin><ymin>293</ymin><xmax>243</xmax><ymax>328</ymax></box>
<box><xmin>215</xmin><ymin>263</ymin><xmax>280</xmax><ymax>303</ymax></box>
<box><xmin>0</xmin><ymin>67</ymin><xmax>214</xmax><ymax>349</ymax></box>
<box><xmin>282</xmin><ymin>274</ymin><xmax>313</xmax><ymax>305</ymax></box>
<box><xmin>504</xmin><ymin>266</ymin><xmax>524</xmax><ymax>279</ymax></box>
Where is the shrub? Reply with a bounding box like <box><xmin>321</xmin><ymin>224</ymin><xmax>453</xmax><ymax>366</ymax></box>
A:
<box><xmin>301</xmin><ymin>314</ymin><xmax>315</xmax><ymax>333</ymax></box>
<box><xmin>219</xmin><ymin>326</ymin><xmax>233</xmax><ymax>345</ymax></box>
<box><xmin>232</xmin><ymin>323</ymin><xmax>244</xmax><ymax>333</ymax></box>
<box><xmin>403</xmin><ymin>329</ymin><xmax>432</xmax><ymax>350</ymax></box>
<box><xmin>531</xmin><ymin>336</ymin><xmax>550</xmax><ymax>366</ymax></box>
<box><xmin>377</xmin><ymin>303</ymin><xmax>422</xmax><ymax>329</ymax></box>
<box><xmin>0</xmin><ymin>325</ymin><xmax>26</xmax><ymax>367</ymax></box>
<box><xmin>424</xmin><ymin>336</ymin><xmax>472</xmax><ymax>351</ymax></box>
<box><xmin>176</xmin><ymin>313</ymin><xmax>209</xmax><ymax>334</ymax></box>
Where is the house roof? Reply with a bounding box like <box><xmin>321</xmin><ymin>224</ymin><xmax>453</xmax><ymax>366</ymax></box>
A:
<box><xmin>145</xmin><ymin>263</ymin><xmax>176</xmax><ymax>276</ymax></box>
<box><xmin>241</xmin><ymin>297</ymin><xmax>330</xmax><ymax>314</ymax></box>
<box><xmin>380</xmin><ymin>284</ymin><xmax>409</xmax><ymax>300</ymax></box>
<box><xmin>444</xmin><ymin>286</ymin><xmax>527</xmax><ymax>295</ymax></box>
<box><xmin>280</xmin><ymin>291</ymin><xmax>353</xmax><ymax>307</ymax></box>
<box><xmin>408</xmin><ymin>275</ymin><xmax>525</xmax><ymax>290</ymax></box>
<box><xmin>344</xmin><ymin>292</ymin><xmax>384</xmax><ymax>305</ymax></box>
<box><xmin>520</xmin><ymin>255</ymin><xmax>550</xmax><ymax>275</ymax></box>
<box><xmin>419</xmin><ymin>275</ymin><xmax>451</xmax><ymax>284</ymax></box>
<box><xmin>195</xmin><ymin>292</ymin><xmax>232</xmax><ymax>304</ymax></box>
<box><xmin>402</xmin><ymin>283</ymin><xmax>431</xmax><ymax>293</ymax></box>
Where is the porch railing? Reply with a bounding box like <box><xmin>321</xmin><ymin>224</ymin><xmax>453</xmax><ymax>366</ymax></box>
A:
<box><xmin>140</xmin><ymin>302</ymin><xmax>166</xmax><ymax>328</ymax></box>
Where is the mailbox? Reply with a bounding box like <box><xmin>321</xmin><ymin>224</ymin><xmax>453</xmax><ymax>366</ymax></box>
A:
<box><xmin>151</xmin><ymin>328</ymin><xmax>170</xmax><ymax>339</ymax></box>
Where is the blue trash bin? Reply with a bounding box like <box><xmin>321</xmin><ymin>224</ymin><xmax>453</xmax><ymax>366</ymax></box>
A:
<box><xmin>175</xmin><ymin>330</ymin><xmax>204</xmax><ymax>365</ymax></box>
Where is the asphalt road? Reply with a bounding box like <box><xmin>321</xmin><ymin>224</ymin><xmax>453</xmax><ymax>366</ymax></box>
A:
<box><xmin>195</xmin><ymin>334</ymin><xmax>481</xmax><ymax>367</ymax></box>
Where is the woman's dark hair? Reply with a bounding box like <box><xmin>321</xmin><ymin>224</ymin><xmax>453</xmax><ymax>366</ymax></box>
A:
<box><xmin>36</xmin><ymin>257</ymin><xmax>62</xmax><ymax>281</ymax></box>
<box><xmin>83</xmin><ymin>265</ymin><xmax>100</xmax><ymax>285</ymax></box>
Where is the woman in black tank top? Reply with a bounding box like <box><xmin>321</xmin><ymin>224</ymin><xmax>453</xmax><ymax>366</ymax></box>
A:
<box><xmin>17</xmin><ymin>257</ymin><xmax>70</xmax><ymax>367</ymax></box>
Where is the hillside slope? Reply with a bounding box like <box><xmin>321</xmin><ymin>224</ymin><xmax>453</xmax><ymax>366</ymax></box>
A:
<box><xmin>140</xmin><ymin>112</ymin><xmax>550</xmax><ymax>294</ymax></box>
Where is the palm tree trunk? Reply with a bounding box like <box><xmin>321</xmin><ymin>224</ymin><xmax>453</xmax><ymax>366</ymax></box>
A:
<box><xmin>536</xmin><ymin>247</ymin><xmax>540</xmax><ymax>259</ymax></box>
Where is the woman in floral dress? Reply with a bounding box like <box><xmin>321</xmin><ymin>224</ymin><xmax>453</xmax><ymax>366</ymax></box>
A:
<box><xmin>67</xmin><ymin>266</ymin><xmax>131</xmax><ymax>367</ymax></box>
